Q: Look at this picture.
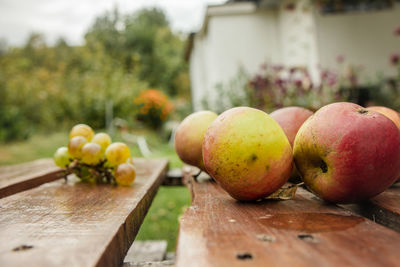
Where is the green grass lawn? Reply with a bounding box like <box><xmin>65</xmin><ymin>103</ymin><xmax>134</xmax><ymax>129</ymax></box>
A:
<box><xmin>0</xmin><ymin>129</ymin><xmax>190</xmax><ymax>251</ymax></box>
<box><xmin>136</xmin><ymin>186</ymin><xmax>190</xmax><ymax>251</ymax></box>
<box><xmin>0</xmin><ymin>132</ymin><xmax>69</xmax><ymax>166</ymax></box>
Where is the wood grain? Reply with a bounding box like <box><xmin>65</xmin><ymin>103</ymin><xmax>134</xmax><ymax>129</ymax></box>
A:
<box><xmin>176</xmin><ymin>174</ymin><xmax>400</xmax><ymax>267</ymax></box>
<box><xmin>0</xmin><ymin>159</ymin><xmax>63</xmax><ymax>199</ymax></box>
<box><xmin>342</xmin><ymin>183</ymin><xmax>400</xmax><ymax>232</ymax></box>
<box><xmin>0</xmin><ymin>158</ymin><xmax>168</xmax><ymax>267</ymax></box>
<box><xmin>124</xmin><ymin>240</ymin><xmax>167</xmax><ymax>263</ymax></box>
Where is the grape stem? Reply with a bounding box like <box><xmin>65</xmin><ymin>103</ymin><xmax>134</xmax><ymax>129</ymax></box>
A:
<box><xmin>62</xmin><ymin>159</ymin><xmax>117</xmax><ymax>185</ymax></box>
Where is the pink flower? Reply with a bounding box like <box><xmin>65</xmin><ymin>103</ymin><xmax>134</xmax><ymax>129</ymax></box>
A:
<box><xmin>285</xmin><ymin>3</ymin><xmax>296</xmax><ymax>11</ymax></box>
<box><xmin>321</xmin><ymin>71</ymin><xmax>329</xmax><ymax>80</ymax></box>
<box><xmin>393</xmin><ymin>26</ymin><xmax>400</xmax><ymax>36</ymax></box>
<box><xmin>294</xmin><ymin>80</ymin><xmax>302</xmax><ymax>87</ymax></box>
<box><xmin>260</xmin><ymin>63</ymin><xmax>268</xmax><ymax>70</ymax></box>
<box><xmin>328</xmin><ymin>78</ymin><xmax>337</xmax><ymax>87</ymax></box>
<box><xmin>272</xmin><ymin>65</ymin><xmax>284</xmax><ymax>73</ymax></box>
<box><xmin>336</xmin><ymin>54</ymin><xmax>345</xmax><ymax>64</ymax></box>
<box><xmin>390</xmin><ymin>53</ymin><xmax>400</xmax><ymax>65</ymax></box>
<box><xmin>275</xmin><ymin>78</ymin><xmax>284</xmax><ymax>87</ymax></box>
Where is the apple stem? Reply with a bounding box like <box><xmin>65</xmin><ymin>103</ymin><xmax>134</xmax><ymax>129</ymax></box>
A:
<box><xmin>193</xmin><ymin>170</ymin><xmax>202</xmax><ymax>179</ymax></box>
<box><xmin>357</xmin><ymin>109</ymin><xmax>368</xmax><ymax>114</ymax></box>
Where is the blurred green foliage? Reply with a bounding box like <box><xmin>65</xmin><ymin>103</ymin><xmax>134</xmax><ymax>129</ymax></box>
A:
<box><xmin>0</xmin><ymin>8</ymin><xmax>190</xmax><ymax>142</ymax></box>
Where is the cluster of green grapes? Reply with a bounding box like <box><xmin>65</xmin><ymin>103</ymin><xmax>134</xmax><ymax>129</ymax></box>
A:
<box><xmin>53</xmin><ymin>124</ymin><xmax>136</xmax><ymax>186</ymax></box>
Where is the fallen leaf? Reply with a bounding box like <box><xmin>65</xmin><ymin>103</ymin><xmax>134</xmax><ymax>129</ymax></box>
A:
<box><xmin>265</xmin><ymin>183</ymin><xmax>303</xmax><ymax>200</ymax></box>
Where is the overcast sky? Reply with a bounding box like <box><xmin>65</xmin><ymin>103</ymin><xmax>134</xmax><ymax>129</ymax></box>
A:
<box><xmin>0</xmin><ymin>0</ymin><xmax>226</xmax><ymax>46</ymax></box>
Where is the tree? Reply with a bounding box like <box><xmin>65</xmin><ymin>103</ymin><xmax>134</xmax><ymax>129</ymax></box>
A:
<box><xmin>0</xmin><ymin>7</ymin><xmax>189</xmax><ymax>141</ymax></box>
<box><xmin>85</xmin><ymin>7</ymin><xmax>188</xmax><ymax>96</ymax></box>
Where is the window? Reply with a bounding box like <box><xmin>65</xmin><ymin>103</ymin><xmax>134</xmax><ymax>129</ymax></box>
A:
<box><xmin>317</xmin><ymin>0</ymin><xmax>397</xmax><ymax>14</ymax></box>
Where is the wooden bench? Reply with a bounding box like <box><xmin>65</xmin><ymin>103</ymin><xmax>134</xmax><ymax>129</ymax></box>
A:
<box><xmin>0</xmin><ymin>158</ymin><xmax>168</xmax><ymax>267</ymax></box>
<box><xmin>176</xmin><ymin>168</ymin><xmax>400</xmax><ymax>267</ymax></box>
<box><xmin>3</xmin><ymin>160</ymin><xmax>400</xmax><ymax>266</ymax></box>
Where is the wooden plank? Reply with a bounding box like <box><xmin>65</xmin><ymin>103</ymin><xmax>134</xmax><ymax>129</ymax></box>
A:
<box><xmin>0</xmin><ymin>159</ymin><xmax>63</xmax><ymax>199</ymax></box>
<box><xmin>342</xmin><ymin>183</ymin><xmax>400</xmax><ymax>232</ymax></box>
<box><xmin>124</xmin><ymin>240</ymin><xmax>167</xmax><ymax>263</ymax></box>
<box><xmin>0</xmin><ymin>158</ymin><xmax>168</xmax><ymax>267</ymax></box>
<box><xmin>0</xmin><ymin>159</ymin><xmax>58</xmax><ymax>180</ymax></box>
<box><xmin>176</xmin><ymin>174</ymin><xmax>400</xmax><ymax>267</ymax></box>
<box><xmin>123</xmin><ymin>260</ymin><xmax>174</xmax><ymax>267</ymax></box>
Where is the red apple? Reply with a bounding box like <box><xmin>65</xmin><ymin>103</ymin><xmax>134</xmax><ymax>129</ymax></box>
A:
<box><xmin>175</xmin><ymin>111</ymin><xmax>218</xmax><ymax>171</ymax></box>
<box><xmin>270</xmin><ymin>106</ymin><xmax>313</xmax><ymax>147</ymax></box>
<box><xmin>202</xmin><ymin>107</ymin><xmax>293</xmax><ymax>201</ymax></box>
<box><xmin>293</xmin><ymin>102</ymin><xmax>400</xmax><ymax>203</ymax></box>
<box><xmin>270</xmin><ymin>106</ymin><xmax>313</xmax><ymax>182</ymax></box>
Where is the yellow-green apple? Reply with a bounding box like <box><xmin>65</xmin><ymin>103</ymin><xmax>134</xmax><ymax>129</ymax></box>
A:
<box><xmin>270</xmin><ymin>106</ymin><xmax>313</xmax><ymax>147</ymax></box>
<box><xmin>366</xmin><ymin>106</ymin><xmax>400</xmax><ymax>130</ymax></box>
<box><xmin>202</xmin><ymin>107</ymin><xmax>293</xmax><ymax>201</ymax></box>
<box><xmin>270</xmin><ymin>106</ymin><xmax>313</xmax><ymax>181</ymax></box>
<box><xmin>175</xmin><ymin>111</ymin><xmax>218</xmax><ymax>171</ymax></box>
<box><xmin>294</xmin><ymin>102</ymin><xmax>400</xmax><ymax>203</ymax></box>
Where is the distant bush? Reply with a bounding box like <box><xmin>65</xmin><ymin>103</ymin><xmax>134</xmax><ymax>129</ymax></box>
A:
<box><xmin>202</xmin><ymin>55</ymin><xmax>400</xmax><ymax>113</ymax></box>
<box><xmin>0</xmin><ymin>105</ymin><xmax>31</xmax><ymax>141</ymax></box>
<box><xmin>202</xmin><ymin>64</ymin><xmax>350</xmax><ymax>113</ymax></box>
<box><xmin>133</xmin><ymin>89</ymin><xmax>174</xmax><ymax>129</ymax></box>
<box><xmin>247</xmin><ymin>63</ymin><xmax>350</xmax><ymax>112</ymax></box>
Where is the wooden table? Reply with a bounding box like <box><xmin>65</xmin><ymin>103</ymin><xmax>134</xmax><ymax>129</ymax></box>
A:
<box><xmin>0</xmin><ymin>158</ymin><xmax>168</xmax><ymax>267</ymax></box>
<box><xmin>3</xmin><ymin>159</ymin><xmax>400</xmax><ymax>267</ymax></box>
<box><xmin>176</xmin><ymin>169</ymin><xmax>400</xmax><ymax>267</ymax></box>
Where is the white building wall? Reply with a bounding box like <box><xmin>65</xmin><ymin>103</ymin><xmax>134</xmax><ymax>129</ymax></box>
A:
<box><xmin>190</xmin><ymin>8</ymin><xmax>281</xmax><ymax>110</ymax></box>
<box><xmin>278</xmin><ymin>0</ymin><xmax>320</xmax><ymax>82</ymax></box>
<box><xmin>189</xmin><ymin>1</ymin><xmax>400</xmax><ymax>111</ymax></box>
<box><xmin>190</xmin><ymin>36</ymin><xmax>207</xmax><ymax>111</ymax></box>
<box><xmin>315</xmin><ymin>3</ymin><xmax>400</xmax><ymax>81</ymax></box>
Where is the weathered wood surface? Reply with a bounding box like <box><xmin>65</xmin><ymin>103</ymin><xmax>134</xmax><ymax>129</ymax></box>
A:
<box><xmin>0</xmin><ymin>158</ymin><xmax>168</xmax><ymax>267</ymax></box>
<box><xmin>0</xmin><ymin>159</ymin><xmax>63</xmax><ymax>199</ymax></box>
<box><xmin>124</xmin><ymin>240</ymin><xmax>167</xmax><ymax>263</ymax></box>
<box><xmin>176</xmin><ymin>172</ymin><xmax>400</xmax><ymax>267</ymax></box>
<box><xmin>342</xmin><ymin>183</ymin><xmax>400</xmax><ymax>232</ymax></box>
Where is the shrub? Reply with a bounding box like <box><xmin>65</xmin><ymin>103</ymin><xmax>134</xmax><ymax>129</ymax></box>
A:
<box><xmin>133</xmin><ymin>89</ymin><xmax>174</xmax><ymax>129</ymax></box>
<box><xmin>202</xmin><ymin>64</ymin><xmax>351</xmax><ymax>113</ymax></box>
<box><xmin>247</xmin><ymin>63</ymin><xmax>353</xmax><ymax>112</ymax></box>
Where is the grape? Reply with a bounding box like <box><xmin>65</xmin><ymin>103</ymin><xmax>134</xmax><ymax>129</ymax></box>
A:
<box><xmin>53</xmin><ymin>147</ymin><xmax>71</xmax><ymax>168</ymax></box>
<box><xmin>92</xmin><ymin>132</ymin><xmax>112</xmax><ymax>151</ymax></box>
<box><xmin>105</xmin><ymin>142</ymin><xmax>131</xmax><ymax>166</ymax></box>
<box><xmin>81</xmin><ymin>142</ymin><xmax>103</xmax><ymax>165</ymax></box>
<box><xmin>69</xmin><ymin>124</ymin><xmax>94</xmax><ymax>141</ymax></box>
<box><xmin>115</xmin><ymin>163</ymin><xmax>136</xmax><ymax>186</ymax></box>
<box><xmin>126</xmin><ymin>157</ymin><xmax>134</xmax><ymax>165</ymax></box>
<box><xmin>68</xmin><ymin>136</ymin><xmax>88</xmax><ymax>159</ymax></box>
